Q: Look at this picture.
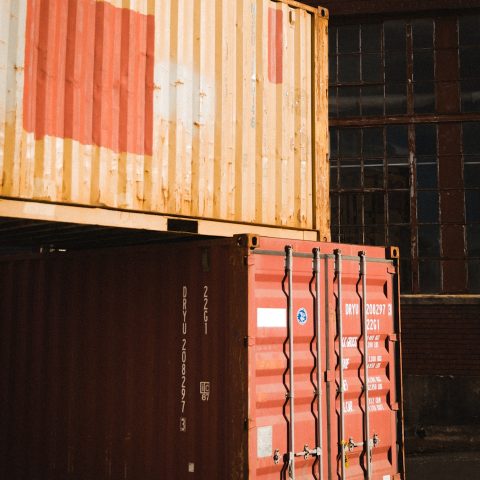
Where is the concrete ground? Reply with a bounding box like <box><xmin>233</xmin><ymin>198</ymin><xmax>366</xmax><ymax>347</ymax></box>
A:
<box><xmin>406</xmin><ymin>451</ymin><xmax>480</xmax><ymax>479</ymax></box>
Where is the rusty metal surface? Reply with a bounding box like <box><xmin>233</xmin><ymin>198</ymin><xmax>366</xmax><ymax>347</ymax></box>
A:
<box><xmin>0</xmin><ymin>236</ymin><xmax>404</xmax><ymax>479</ymax></box>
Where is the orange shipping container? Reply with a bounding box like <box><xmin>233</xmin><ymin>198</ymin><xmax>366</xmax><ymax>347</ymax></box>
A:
<box><xmin>0</xmin><ymin>0</ymin><xmax>329</xmax><ymax>238</ymax></box>
<box><xmin>0</xmin><ymin>235</ymin><xmax>405</xmax><ymax>479</ymax></box>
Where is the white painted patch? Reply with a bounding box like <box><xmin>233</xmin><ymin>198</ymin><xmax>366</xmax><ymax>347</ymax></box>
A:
<box><xmin>257</xmin><ymin>425</ymin><xmax>273</xmax><ymax>458</ymax></box>
<box><xmin>188</xmin><ymin>462</ymin><xmax>195</xmax><ymax>473</ymax></box>
<box><xmin>257</xmin><ymin>308</ymin><xmax>286</xmax><ymax>328</ymax></box>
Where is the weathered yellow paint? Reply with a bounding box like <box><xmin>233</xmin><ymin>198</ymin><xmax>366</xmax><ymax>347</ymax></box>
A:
<box><xmin>0</xmin><ymin>0</ymin><xmax>329</xmax><ymax>235</ymax></box>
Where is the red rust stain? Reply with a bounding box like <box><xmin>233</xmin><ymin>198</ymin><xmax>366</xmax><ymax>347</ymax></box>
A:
<box><xmin>268</xmin><ymin>8</ymin><xmax>283</xmax><ymax>84</ymax></box>
<box><xmin>23</xmin><ymin>0</ymin><xmax>154</xmax><ymax>156</ymax></box>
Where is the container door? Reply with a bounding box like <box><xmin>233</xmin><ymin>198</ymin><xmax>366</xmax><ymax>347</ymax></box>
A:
<box><xmin>329</xmin><ymin>249</ymin><xmax>403</xmax><ymax>480</ymax></box>
<box><xmin>246</xmin><ymin>238</ymin><xmax>403</xmax><ymax>480</ymax></box>
<box><xmin>248</xmin><ymin>245</ymin><xmax>327</xmax><ymax>479</ymax></box>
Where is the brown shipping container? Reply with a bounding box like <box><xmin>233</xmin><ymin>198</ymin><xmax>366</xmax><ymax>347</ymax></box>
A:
<box><xmin>0</xmin><ymin>235</ymin><xmax>405</xmax><ymax>479</ymax></box>
<box><xmin>0</xmin><ymin>0</ymin><xmax>329</xmax><ymax>236</ymax></box>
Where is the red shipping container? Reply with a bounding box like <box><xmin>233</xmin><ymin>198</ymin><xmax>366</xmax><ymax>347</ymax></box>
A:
<box><xmin>0</xmin><ymin>235</ymin><xmax>404</xmax><ymax>479</ymax></box>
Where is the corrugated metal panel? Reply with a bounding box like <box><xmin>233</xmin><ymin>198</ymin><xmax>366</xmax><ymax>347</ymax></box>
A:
<box><xmin>0</xmin><ymin>0</ymin><xmax>329</xmax><ymax>232</ymax></box>
<box><xmin>0</xmin><ymin>240</ymin><xmax>248</xmax><ymax>479</ymax></box>
<box><xmin>248</xmin><ymin>237</ymin><xmax>403</xmax><ymax>479</ymax></box>
<box><xmin>0</xmin><ymin>236</ymin><xmax>404</xmax><ymax>479</ymax></box>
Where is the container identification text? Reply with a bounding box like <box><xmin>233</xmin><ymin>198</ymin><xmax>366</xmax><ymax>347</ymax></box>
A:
<box><xmin>180</xmin><ymin>286</ymin><xmax>188</xmax><ymax>431</ymax></box>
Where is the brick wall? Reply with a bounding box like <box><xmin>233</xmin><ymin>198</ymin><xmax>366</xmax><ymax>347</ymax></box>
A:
<box><xmin>401</xmin><ymin>300</ymin><xmax>480</xmax><ymax>376</ymax></box>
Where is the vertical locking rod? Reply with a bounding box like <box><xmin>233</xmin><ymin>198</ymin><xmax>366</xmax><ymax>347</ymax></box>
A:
<box><xmin>334</xmin><ymin>249</ymin><xmax>346</xmax><ymax>480</ymax></box>
<box><xmin>285</xmin><ymin>246</ymin><xmax>295</xmax><ymax>479</ymax></box>
<box><xmin>359</xmin><ymin>252</ymin><xmax>372</xmax><ymax>479</ymax></box>
<box><xmin>313</xmin><ymin>248</ymin><xmax>323</xmax><ymax>480</ymax></box>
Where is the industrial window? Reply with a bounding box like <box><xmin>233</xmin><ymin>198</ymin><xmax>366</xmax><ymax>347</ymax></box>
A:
<box><xmin>459</xmin><ymin>15</ymin><xmax>480</xmax><ymax>112</ymax></box>
<box><xmin>329</xmin><ymin>14</ymin><xmax>480</xmax><ymax>294</ymax></box>
<box><xmin>464</xmin><ymin>122</ymin><xmax>480</xmax><ymax>291</ymax></box>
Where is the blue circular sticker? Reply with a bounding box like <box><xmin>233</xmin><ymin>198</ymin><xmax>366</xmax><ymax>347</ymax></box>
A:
<box><xmin>296</xmin><ymin>307</ymin><xmax>308</xmax><ymax>325</ymax></box>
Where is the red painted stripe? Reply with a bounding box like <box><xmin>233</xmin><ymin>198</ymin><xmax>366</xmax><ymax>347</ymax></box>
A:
<box><xmin>268</xmin><ymin>8</ymin><xmax>283</xmax><ymax>84</ymax></box>
<box><xmin>23</xmin><ymin>0</ymin><xmax>154</xmax><ymax>156</ymax></box>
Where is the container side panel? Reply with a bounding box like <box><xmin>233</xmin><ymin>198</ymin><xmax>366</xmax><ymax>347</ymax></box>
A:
<box><xmin>0</xmin><ymin>0</ymin><xmax>324</xmax><ymax>229</ymax></box>
<box><xmin>0</xmin><ymin>241</ymin><xmax>248</xmax><ymax>479</ymax></box>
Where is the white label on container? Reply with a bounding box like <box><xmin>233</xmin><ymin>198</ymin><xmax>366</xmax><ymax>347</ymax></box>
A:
<box><xmin>188</xmin><ymin>463</ymin><xmax>195</xmax><ymax>473</ymax></box>
<box><xmin>257</xmin><ymin>426</ymin><xmax>273</xmax><ymax>458</ymax></box>
<box><xmin>382</xmin><ymin>476</ymin><xmax>390</xmax><ymax>480</ymax></box>
<box><xmin>257</xmin><ymin>308</ymin><xmax>286</xmax><ymax>328</ymax></box>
